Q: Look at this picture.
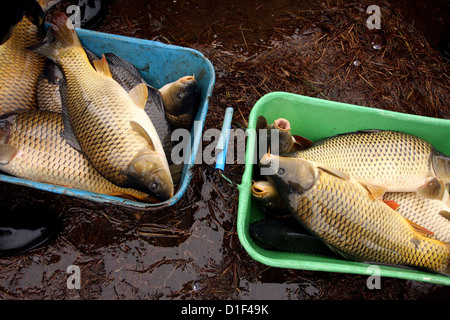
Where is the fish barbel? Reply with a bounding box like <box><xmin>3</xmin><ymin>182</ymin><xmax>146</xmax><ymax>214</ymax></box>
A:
<box><xmin>293</xmin><ymin>129</ymin><xmax>449</xmax><ymax>200</ymax></box>
<box><xmin>29</xmin><ymin>12</ymin><xmax>173</xmax><ymax>201</ymax></box>
<box><xmin>260</xmin><ymin>154</ymin><xmax>450</xmax><ymax>275</ymax></box>
<box><xmin>0</xmin><ymin>110</ymin><xmax>157</xmax><ymax>203</ymax></box>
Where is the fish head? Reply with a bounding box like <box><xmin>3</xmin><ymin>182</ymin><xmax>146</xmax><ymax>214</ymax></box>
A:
<box><xmin>43</xmin><ymin>60</ymin><xmax>64</xmax><ymax>85</ymax></box>
<box><xmin>160</xmin><ymin>76</ymin><xmax>200</xmax><ymax>115</ymax></box>
<box><xmin>259</xmin><ymin>154</ymin><xmax>317</xmax><ymax>199</ymax></box>
<box><xmin>128</xmin><ymin>152</ymin><xmax>174</xmax><ymax>202</ymax></box>
<box><xmin>251</xmin><ymin>180</ymin><xmax>284</xmax><ymax>211</ymax></box>
<box><xmin>251</xmin><ymin>180</ymin><xmax>274</xmax><ymax>199</ymax></box>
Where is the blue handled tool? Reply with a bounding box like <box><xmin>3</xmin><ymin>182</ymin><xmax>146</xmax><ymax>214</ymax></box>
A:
<box><xmin>215</xmin><ymin>107</ymin><xmax>234</xmax><ymax>171</ymax></box>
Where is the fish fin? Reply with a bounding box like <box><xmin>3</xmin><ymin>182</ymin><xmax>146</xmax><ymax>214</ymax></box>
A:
<box><xmin>0</xmin><ymin>144</ymin><xmax>18</xmax><ymax>165</ymax></box>
<box><xmin>28</xmin><ymin>12</ymin><xmax>81</xmax><ymax>62</ymax></box>
<box><xmin>256</xmin><ymin>115</ymin><xmax>268</xmax><ymax>131</ymax></box>
<box><xmin>129</xmin><ymin>83</ymin><xmax>148</xmax><ymax>110</ymax></box>
<box><xmin>84</xmin><ymin>47</ymin><xmax>100</xmax><ymax>65</ymax></box>
<box><xmin>293</xmin><ymin>135</ymin><xmax>313</xmax><ymax>150</ymax></box>
<box><xmin>93</xmin><ymin>55</ymin><xmax>112</xmax><ymax>78</ymax></box>
<box><xmin>405</xmin><ymin>219</ymin><xmax>434</xmax><ymax>237</ymax></box>
<box><xmin>109</xmin><ymin>191</ymin><xmax>159</xmax><ymax>203</ymax></box>
<box><xmin>104</xmin><ymin>53</ymin><xmax>147</xmax><ymax>84</ymax></box>
<box><xmin>383</xmin><ymin>200</ymin><xmax>400</xmax><ymax>210</ymax></box>
<box><xmin>417</xmin><ymin>177</ymin><xmax>446</xmax><ymax>200</ymax></box>
<box><xmin>37</xmin><ymin>0</ymin><xmax>62</xmax><ymax>12</ymax></box>
<box><xmin>58</xmin><ymin>77</ymin><xmax>83</xmax><ymax>151</ymax></box>
<box><xmin>316</xmin><ymin>164</ymin><xmax>350</xmax><ymax>181</ymax></box>
<box><xmin>145</xmin><ymin>85</ymin><xmax>165</xmax><ymax>113</ymax></box>
<box><xmin>365</xmin><ymin>184</ymin><xmax>387</xmax><ymax>200</ymax></box>
<box><xmin>130</xmin><ymin>120</ymin><xmax>155</xmax><ymax>151</ymax></box>
<box><xmin>438</xmin><ymin>210</ymin><xmax>450</xmax><ymax>221</ymax></box>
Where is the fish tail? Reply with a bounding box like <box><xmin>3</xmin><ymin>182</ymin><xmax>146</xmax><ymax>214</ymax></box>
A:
<box><xmin>37</xmin><ymin>0</ymin><xmax>62</xmax><ymax>12</ymax></box>
<box><xmin>28</xmin><ymin>12</ymin><xmax>81</xmax><ymax>62</ymax></box>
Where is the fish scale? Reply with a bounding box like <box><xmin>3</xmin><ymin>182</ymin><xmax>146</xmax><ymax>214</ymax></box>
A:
<box><xmin>0</xmin><ymin>15</ymin><xmax>44</xmax><ymax>114</ymax></box>
<box><xmin>294</xmin><ymin>130</ymin><xmax>446</xmax><ymax>197</ymax></box>
<box><xmin>0</xmin><ymin>110</ymin><xmax>154</xmax><ymax>202</ymax></box>
<box><xmin>383</xmin><ymin>192</ymin><xmax>450</xmax><ymax>243</ymax></box>
<box><xmin>0</xmin><ymin>0</ymin><xmax>62</xmax><ymax>115</ymax></box>
<box><xmin>292</xmin><ymin>168</ymin><xmax>449</xmax><ymax>273</ymax></box>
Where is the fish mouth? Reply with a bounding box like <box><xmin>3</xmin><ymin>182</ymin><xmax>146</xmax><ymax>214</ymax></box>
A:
<box><xmin>274</xmin><ymin>118</ymin><xmax>291</xmax><ymax>132</ymax></box>
<box><xmin>179</xmin><ymin>75</ymin><xmax>196</xmax><ymax>84</ymax></box>
<box><xmin>251</xmin><ymin>184</ymin><xmax>268</xmax><ymax>197</ymax></box>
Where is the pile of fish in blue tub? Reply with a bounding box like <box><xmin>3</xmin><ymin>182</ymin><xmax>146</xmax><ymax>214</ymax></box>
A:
<box><xmin>0</xmin><ymin>2</ymin><xmax>204</xmax><ymax>255</ymax></box>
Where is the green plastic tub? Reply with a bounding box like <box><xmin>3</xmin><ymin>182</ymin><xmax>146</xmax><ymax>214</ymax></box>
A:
<box><xmin>237</xmin><ymin>92</ymin><xmax>450</xmax><ymax>286</ymax></box>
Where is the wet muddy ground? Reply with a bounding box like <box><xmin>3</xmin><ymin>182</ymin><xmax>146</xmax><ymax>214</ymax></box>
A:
<box><xmin>0</xmin><ymin>0</ymin><xmax>449</xmax><ymax>300</ymax></box>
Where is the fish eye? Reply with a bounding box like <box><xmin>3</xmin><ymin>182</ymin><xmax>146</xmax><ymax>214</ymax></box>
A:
<box><xmin>277</xmin><ymin>168</ymin><xmax>285</xmax><ymax>176</ymax></box>
<box><xmin>150</xmin><ymin>182</ymin><xmax>158</xmax><ymax>191</ymax></box>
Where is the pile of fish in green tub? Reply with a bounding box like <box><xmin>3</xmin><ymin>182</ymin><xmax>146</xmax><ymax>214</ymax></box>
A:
<box><xmin>237</xmin><ymin>92</ymin><xmax>450</xmax><ymax>286</ymax></box>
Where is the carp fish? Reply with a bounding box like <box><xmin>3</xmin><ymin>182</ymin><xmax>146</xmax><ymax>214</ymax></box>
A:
<box><xmin>29</xmin><ymin>12</ymin><xmax>173</xmax><ymax>201</ymax></box>
<box><xmin>259</xmin><ymin>154</ymin><xmax>450</xmax><ymax>275</ymax></box>
<box><xmin>383</xmin><ymin>192</ymin><xmax>450</xmax><ymax>243</ymax></box>
<box><xmin>159</xmin><ymin>75</ymin><xmax>200</xmax><ymax>130</ymax></box>
<box><xmin>0</xmin><ymin>110</ymin><xmax>157</xmax><ymax>203</ymax></box>
<box><xmin>249</xmin><ymin>217</ymin><xmax>334</xmax><ymax>256</ymax></box>
<box><xmin>0</xmin><ymin>0</ymin><xmax>58</xmax><ymax>114</ymax></box>
<box><xmin>293</xmin><ymin>129</ymin><xmax>450</xmax><ymax>200</ymax></box>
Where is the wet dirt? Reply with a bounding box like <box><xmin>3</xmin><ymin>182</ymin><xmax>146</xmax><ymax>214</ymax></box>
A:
<box><xmin>0</xmin><ymin>0</ymin><xmax>449</xmax><ymax>300</ymax></box>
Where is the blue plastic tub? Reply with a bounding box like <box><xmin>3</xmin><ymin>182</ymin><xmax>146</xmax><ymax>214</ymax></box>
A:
<box><xmin>0</xmin><ymin>29</ymin><xmax>215</xmax><ymax>210</ymax></box>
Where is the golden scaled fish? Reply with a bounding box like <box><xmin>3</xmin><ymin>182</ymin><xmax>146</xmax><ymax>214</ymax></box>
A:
<box><xmin>383</xmin><ymin>192</ymin><xmax>450</xmax><ymax>243</ymax></box>
<box><xmin>0</xmin><ymin>110</ymin><xmax>157</xmax><ymax>203</ymax></box>
<box><xmin>293</xmin><ymin>129</ymin><xmax>450</xmax><ymax>200</ymax></box>
<box><xmin>259</xmin><ymin>154</ymin><xmax>450</xmax><ymax>275</ymax></box>
<box><xmin>159</xmin><ymin>75</ymin><xmax>200</xmax><ymax>130</ymax></box>
<box><xmin>0</xmin><ymin>0</ymin><xmax>58</xmax><ymax>114</ymax></box>
<box><xmin>30</xmin><ymin>12</ymin><xmax>173</xmax><ymax>201</ymax></box>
